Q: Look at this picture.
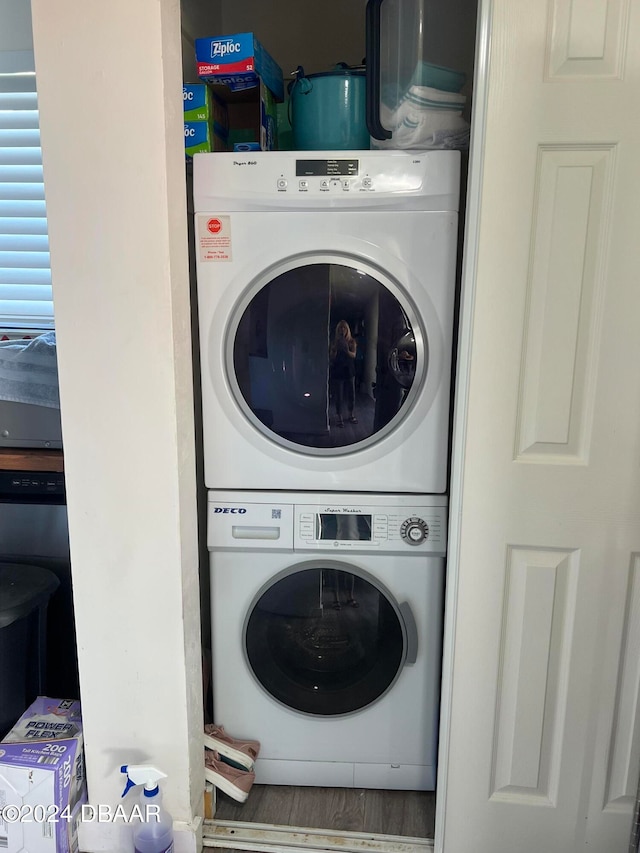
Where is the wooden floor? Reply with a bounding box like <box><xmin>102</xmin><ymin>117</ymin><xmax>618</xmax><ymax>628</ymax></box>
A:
<box><xmin>214</xmin><ymin>785</ymin><xmax>436</xmax><ymax>838</ymax></box>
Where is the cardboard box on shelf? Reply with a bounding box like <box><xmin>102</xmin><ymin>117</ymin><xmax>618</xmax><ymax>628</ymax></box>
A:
<box><xmin>183</xmin><ymin>84</ymin><xmax>228</xmax><ymax>129</ymax></box>
<box><xmin>194</xmin><ymin>32</ymin><xmax>284</xmax><ymax>101</ymax></box>
<box><xmin>184</xmin><ymin>84</ymin><xmax>229</xmax><ymax>158</ymax></box>
<box><xmin>227</xmin><ymin>80</ymin><xmax>278</xmax><ymax>151</ymax></box>
<box><xmin>185</xmin><ymin>120</ymin><xmax>229</xmax><ymax>158</ymax></box>
<box><xmin>194</xmin><ymin>33</ymin><xmax>283</xmax><ymax>151</ymax></box>
<box><xmin>0</xmin><ymin>697</ymin><xmax>86</xmax><ymax>853</ymax></box>
<box><xmin>187</xmin><ymin>80</ymin><xmax>278</xmax><ymax>153</ymax></box>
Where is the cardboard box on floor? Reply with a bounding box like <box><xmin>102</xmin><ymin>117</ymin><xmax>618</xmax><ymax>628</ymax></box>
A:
<box><xmin>0</xmin><ymin>697</ymin><xmax>86</xmax><ymax>853</ymax></box>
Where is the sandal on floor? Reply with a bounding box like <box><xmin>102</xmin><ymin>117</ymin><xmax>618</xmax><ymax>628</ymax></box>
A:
<box><xmin>348</xmin><ymin>416</ymin><xmax>358</xmax><ymax>424</ymax></box>
<box><xmin>336</xmin><ymin>418</ymin><xmax>344</xmax><ymax>427</ymax></box>
<box><xmin>347</xmin><ymin>598</ymin><xmax>359</xmax><ymax>608</ymax></box>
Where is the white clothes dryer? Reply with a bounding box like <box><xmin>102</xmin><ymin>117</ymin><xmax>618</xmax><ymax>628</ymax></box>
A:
<box><xmin>193</xmin><ymin>150</ymin><xmax>460</xmax><ymax>494</ymax></box>
<box><xmin>208</xmin><ymin>490</ymin><xmax>446</xmax><ymax>791</ymax></box>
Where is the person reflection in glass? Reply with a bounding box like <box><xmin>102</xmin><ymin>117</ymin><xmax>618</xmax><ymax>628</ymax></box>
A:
<box><xmin>329</xmin><ymin>320</ymin><xmax>357</xmax><ymax>428</ymax></box>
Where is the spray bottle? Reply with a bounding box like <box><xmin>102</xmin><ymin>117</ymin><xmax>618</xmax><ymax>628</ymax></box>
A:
<box><xmin>121</xmin><ymin>765</ymin><xmax>174</xmax><ymax>853</ymax></box>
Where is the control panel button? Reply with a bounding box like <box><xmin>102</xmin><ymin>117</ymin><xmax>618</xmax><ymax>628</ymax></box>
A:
<box><xmin>298</xmin><ymin>180</ymin><xmax>309</xmax><ymax>191</ymax></box>
<box><xmin>400</xmin><ymin>517</ymin><xmax>429</xmax><ymax>545</ymax></box>
<box><xmin>373</xmin><ymin>513</ymin><xmax>388</xmax><ymax>540</ymax></box>
<box><xmin>342</xmin><ymin>179</ymin><xmax>351</xmax><ymax>190</ymax></box>
<box><xmin>362</xmin><ymin>177</ymin><xmax>373</xmax><ymax>189</ymax></box>
<box><xmin>277</xmin><ymin>178</ymin><xmax>287</xmax><ymax>190</ymax></box>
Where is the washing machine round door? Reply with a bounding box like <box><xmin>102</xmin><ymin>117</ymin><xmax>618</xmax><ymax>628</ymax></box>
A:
<box><xmin>243</xmin><ymin>562</ymin><xmax>416</xmax><ymax>716</ymax></box>
<box><xmin>230</xmin><ymin>259</ymin><xmax>424</xmax><ymax>455</ymax></box>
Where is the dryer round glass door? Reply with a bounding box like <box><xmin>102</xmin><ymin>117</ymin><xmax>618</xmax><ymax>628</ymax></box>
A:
<box><xmin>230</xmin><ymin>260</ymin><xmax>424</xmax><ymax>454</ymax></box>
<box><xmin>244</xmin><ymin>564</ymin><xmax>411</xmax><ymax>716</ymax></box>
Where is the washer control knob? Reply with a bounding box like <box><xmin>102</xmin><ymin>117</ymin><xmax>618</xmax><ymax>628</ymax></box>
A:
<box><xmin>400</xmin><ymin>517</ymin><xmax>429</xmax><ymax>545</ymax></box>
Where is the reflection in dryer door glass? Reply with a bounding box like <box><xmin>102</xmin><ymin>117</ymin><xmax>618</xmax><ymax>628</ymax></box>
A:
<box><xmin>232</xmin><ymin>263</ymin><xmax>422</xmax><ymax>451</ymax></box>
<box><xmin>245</xmin><ymin>567</ymin><xmax>405</xmax><ymax>715</ymax></box>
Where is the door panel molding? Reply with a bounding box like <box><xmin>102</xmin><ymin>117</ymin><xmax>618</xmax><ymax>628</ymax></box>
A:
<box><xmin>491</xmin><ymin>547</ymin><xmax>579</xmax><ymax>804</ymax></box>
<box><xmin>605</xmin><ymin>553</ymin><xmax>640</xmax><ymax>808</ymax></box>
<box><xmin>546</xmin><ymin>0</ymin><xmax>631</xmax><ymax>79</ymax></box>
<box><xmin>515</xmin><ymin>144</ymin><xmax>616</xmax><ymax>464</ymax></box>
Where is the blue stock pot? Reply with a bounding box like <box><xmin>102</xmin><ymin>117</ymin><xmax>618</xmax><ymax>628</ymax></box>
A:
<box><xmin>288</xmin><ymin>64</ymin><xmax>370</xmax><ymax>151</ymax></box>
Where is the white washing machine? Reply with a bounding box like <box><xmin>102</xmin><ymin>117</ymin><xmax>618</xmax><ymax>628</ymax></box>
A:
<box><xmin>193</xmin><ymin>150</ymin><xmax>460</xmax><ymax>494</ymax></box>
<box><xmin>208</xmin><ymin>490</ymin><xmax>446</xmax><ymax>790</ymax></box>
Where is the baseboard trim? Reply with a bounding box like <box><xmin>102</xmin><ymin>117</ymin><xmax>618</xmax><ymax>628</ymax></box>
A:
<box><xmin>203</xmin><ymin>819</ymin><xmax>435</xmax><ymax>853</ymax></box>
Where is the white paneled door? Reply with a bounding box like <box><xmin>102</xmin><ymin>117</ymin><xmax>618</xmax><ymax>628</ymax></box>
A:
<box><xmin>441</xmin><ymin>1</ymin><xmax>640</xmax><ymax>851</ymax></box>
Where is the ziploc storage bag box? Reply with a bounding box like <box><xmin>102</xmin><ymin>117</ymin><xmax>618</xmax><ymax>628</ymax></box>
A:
<box><xmin>0</xmin><ymin>697</ymin><xmax>86</xmax><ymax>853</ymax></box>
<box><xmin>184</xmin><ymin>84</ymin><xmax>229</xmax><ymax>158</ymax></box>
<box><xmin>183</xmin><ymin>83</ymin><xmax>212</xmax><ymax>120</ymax></box>
<box><xmin>195</xmin><ymin>32</ymin><xmax>284</xmax><ymax>102</ymax></box>
<box><xmin>185</xmin><ymin>120</ymin><xmax>228</xmax><ymax>157</ymax></box>
<box><xmin>192</xmin><ymin>81</ymin><xmax>278</xmax><ymax>152</ymax></box>
<box><xmin>183</xmin><ymin>84</ymin><xmax>229</xmax><ymax>128</ymax></box>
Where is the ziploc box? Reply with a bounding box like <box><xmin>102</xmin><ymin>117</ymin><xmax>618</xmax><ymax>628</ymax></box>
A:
<box><xmin>184</xmin><ymin>84</ymin><xmax>229</xmax><ymax>158</ymax></box>
<box><xmin>183</xmin><ymin>84</ymin><xmax>229</xmax><ymax>130</ymax></box>
<box><xmin>185</xmin><ymin>120</ymin><xmax>228</xmax><ymax>157</ymax></box>
<box><xmin>184</xmin><ymin>83</ymin><xmax>213</xmax><ymax>121</ymax></box>
<box><xmin>194</xmin><ymin>32</ymin><xmax>284</xmax><ymax>102</ymax></box>
<box><xmin>0</xmin><ymin>697</ymin><xmax>86</xmax><ymax>853</ymax></box>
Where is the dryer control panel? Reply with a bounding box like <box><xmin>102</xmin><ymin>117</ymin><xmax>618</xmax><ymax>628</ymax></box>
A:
<box><xmin>193</xmin><ymin>150</ymin><xmax>461</xmax><ymax>212</ymax></box>
<box><xmin>207</xmin><ymin>491</ymin><xmax>447</xmax><ymax>556</ymax></box>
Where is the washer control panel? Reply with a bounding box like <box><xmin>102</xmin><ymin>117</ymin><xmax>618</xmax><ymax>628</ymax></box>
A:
<box><xmin>295</xmin><ymin>501</ymin><xmax>446</xmax><ymax>556</ymax></box>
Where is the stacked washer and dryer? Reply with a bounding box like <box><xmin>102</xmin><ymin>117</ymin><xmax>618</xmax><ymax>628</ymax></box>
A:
<box><xmin>193</xmin><ymin>149</ymin><xmax>460</xmax><ymax>791</ymax></box>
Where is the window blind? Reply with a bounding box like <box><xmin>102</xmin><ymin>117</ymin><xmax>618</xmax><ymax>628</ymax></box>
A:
<box><xmin>0</xmin><ymin>56</ymin><xmax>53</xmax><ymax>330</ymax></box>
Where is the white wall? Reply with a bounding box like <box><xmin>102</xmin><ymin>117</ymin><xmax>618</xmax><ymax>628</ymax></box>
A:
<box><xmin>29</xmin><ymin>1</ymin><xmax>203</xmax><ymax>851</ymax></box>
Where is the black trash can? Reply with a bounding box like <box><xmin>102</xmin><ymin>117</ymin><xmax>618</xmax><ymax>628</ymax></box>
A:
<box><xmin>0</xmin><ymin>562</ymin><xmax>60</xmax><ymax>738</ymax></box>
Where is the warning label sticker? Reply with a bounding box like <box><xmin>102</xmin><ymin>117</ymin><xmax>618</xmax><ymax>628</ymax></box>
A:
<box><xmin>198</xmin><ymin>215</ymin><xmax>232</xmax><ymax>262</ymax></box>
